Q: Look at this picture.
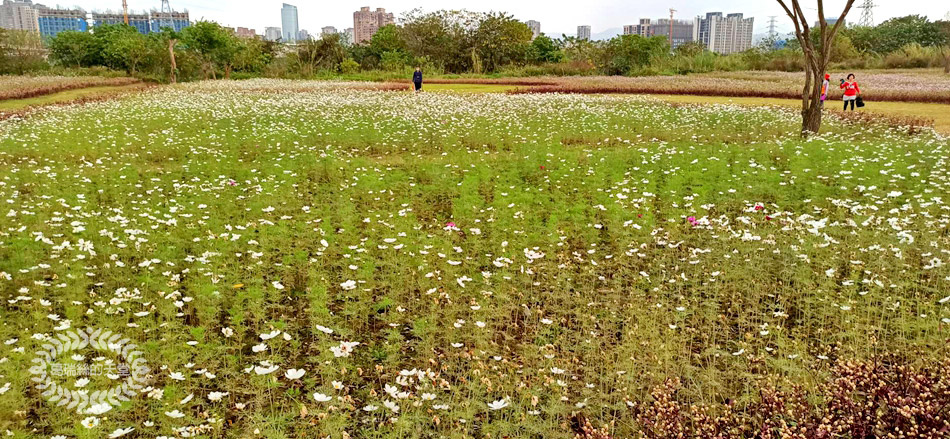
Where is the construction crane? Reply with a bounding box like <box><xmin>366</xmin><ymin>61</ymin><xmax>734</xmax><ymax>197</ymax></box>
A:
<box><xmin>122</xmin><ymin>0</ymin><xmax>129</xmax><ymax>25</ymax></box>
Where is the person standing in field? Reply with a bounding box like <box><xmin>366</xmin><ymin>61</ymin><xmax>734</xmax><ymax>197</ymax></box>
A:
<box><xmin>413</xmin><ymin>67</ymin><xmax>423</xmax><ymax>93</ymax></box>
<box><xmin>821</xmin><ymin>73</ymin><xmax>830</xmax><ymax>107</ymax></box>
<box><xmin>840</xmin><ymin>73</ymin><xmax>860</xmax><ymax>111</ymax></box>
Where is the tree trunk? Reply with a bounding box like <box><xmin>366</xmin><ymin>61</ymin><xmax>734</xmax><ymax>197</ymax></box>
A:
<box><xmin>168</xmin><ymin>39</ymin><xmax>178</xmax><ymax>84</ymax></box>
<box><xmin>225</xmin><ymin>64</ymin><xmax>232</xmax><ymax>79</ymax></box>
<box><xmin>804</xmin><ymin>70</ymin><xmax>824</xmax><ymax>134</ymax></box>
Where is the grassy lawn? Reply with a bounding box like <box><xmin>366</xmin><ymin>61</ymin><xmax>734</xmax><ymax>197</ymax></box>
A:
<box><xmin>0</xmin><ymin>79</ymin><xmax>948</xmax><ymax>438</ymax></box>
<box><xmin>648</xmin><ymin>93</ymin><xmax>950</xmax><ymax>134</ymax></box>
<box><xmin>0</xmin><ymin>83</ymin><xmax>145</xmax><ymax>112</ymax></box>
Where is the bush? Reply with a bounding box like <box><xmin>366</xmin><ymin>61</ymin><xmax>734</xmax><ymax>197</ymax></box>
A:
<box><xmin>884</xmin><ymin>43</ymin><xmax>942</xmax><ymax>68</ymax></box>
<box><xmin>340</xmin><ymin>58</ymin><xmax>360</xmax><ymax>74</ymax></box>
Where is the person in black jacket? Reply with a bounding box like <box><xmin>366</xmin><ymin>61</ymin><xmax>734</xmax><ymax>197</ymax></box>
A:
<box><xmin>412</xmin><ymin>67</ymin><xmax>423</xmax><ymax>92</ymax></box>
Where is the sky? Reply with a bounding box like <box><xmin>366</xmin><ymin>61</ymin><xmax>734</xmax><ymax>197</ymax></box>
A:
<box><xmin>72</xmin><ymin>0</ymin><xmax>950</xmax><ymax>38</ymax></box>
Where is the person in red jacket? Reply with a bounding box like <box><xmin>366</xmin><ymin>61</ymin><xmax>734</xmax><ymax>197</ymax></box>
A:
<box><xmin>840</xmin><ymin>73</ymin><xmax>860</xmax><ymax>111</ymax></box>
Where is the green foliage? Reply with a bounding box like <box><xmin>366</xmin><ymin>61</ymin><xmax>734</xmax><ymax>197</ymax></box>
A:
<box><xmin>527</xmin><ymin>35</ymin><xmax>563</xmax><ymax>64</ymax></box>
<box><xmin>47</xmin><ymin>30</ymin><xmax>98</xmax><ymax>68</ymax></box>
<box><xmin>600</xmin><ymin>35</ymin><xmax>670</xmax><ymax>75</ymax></box>
<box><xmin>339</xmin><ymin>58</ymin><xmax>360</xmax><ymax>74</ymax></box>
<box><xmin>0</xmin><ymin>28</ymin><xmax>48</xmax><ymax>74</ymax></box>
<box><xmin>847</xmin><ymin>15</ymin><xmax>948</xmax><ymax>54</ymax></box>
<box><xmin>27</xmin><ymin>12</ymin><xmax>950</xmax><ymax>80</ymax></box>
<box><xmin>296</xmin><ymin>34</ymin><xmax>347</xmax><ymax>75</ymax></box>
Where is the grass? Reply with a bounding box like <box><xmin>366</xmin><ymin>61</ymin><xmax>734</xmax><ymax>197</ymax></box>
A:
<box><xmin>0</xmin><ymin>79</ymin><xmax>948</xmax><ymax>438</ymax></box>
<box><xmin>647</xmin><ymin>94</ymin><xmax>950</xmax><ymax>134</ymax></box>
<box><xmin>0</xmin><ymin>83</ymin><xmax>146</xmax><ymax>112</ymax></box>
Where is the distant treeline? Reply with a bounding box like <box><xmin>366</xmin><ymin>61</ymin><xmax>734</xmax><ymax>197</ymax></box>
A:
<box><xmin>1</xmin><ymin>11</ymin><xmax>948</xmax><ymax>82</ymax></box>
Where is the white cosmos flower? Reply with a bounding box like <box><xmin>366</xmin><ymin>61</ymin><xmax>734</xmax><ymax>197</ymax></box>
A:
<box><xmin>85</xmin><ymin>402</ymin><xmax>112</xmax><ymax>415</ymax></box>
<box><xmin>208</xmin><ymin>391</ymin><xmax>229</xmax><ymax>402</ymax></box>
<box><xmin>330</xmin><ymin>341</ymin><xmax>360</xmax><ymax>358</ymax></box>
<box><xmin>108</xmin><ymin>427</ymin><xmax>134</xmax><ymax>438</ymax></box>
<box><xmin>285</xmin><ymin>369</ymin><xmax>306</xmax><ymax>380</ymax></box>
<box><xmin>169</xmin><ymin>372</ymin><xmax>185</xmax><ymax>381</ymax></box>
<box><xmin>487</xmin><ymin>398</ymin><xmax>510</xmax><ymax>410</ymax></box>
<box><xmin>260</xmin><ymin>330</ymin><xmax>281</xmax><ymax>340</ymax></box>
<box><xmin>340</xmin><ymin>280</ymin><xmax>357</xmax><ymax>290</ymax></box>
<box><xmin>313</xmin><ymin>392</ymin><xmax>332</xmax><ymax>402</ymax></box>
<box><xmin>221</xmin><ymin>327</ymin><xmax>234</xmax><ymax>338</ymax></box>
<box><xmin>252</xmin><ymin>343</ymin><xmax>268</xmax><ymax>353</ymax></box>
<box><xmin>271</xmin><ymin>281</ymin><xmax>284</xmax><ymax>290</ymax></box>
<box><xmin>81</xmin><ymin>416</ymin><xmax>100</xmax><ymax>428</ymax></box>
<box><xmin>254</xmin><ymin>364</ymin><xmax>279</xmax><ymax>375</ymax></box>
<box><xmin>383</xmin><ymin>400</ymin><xmax>399</xmax><ymax>413</ymax></box>
<box><xmin>362</xmin><ymin>404</ymin><xmax>378</xmax><ymax>412</ymax></box>
<box><xmin>316</xmin><ymin>325</ymin><xmax>333</xmax><ymax>334</ymax></box>
<box><xmin>164</xmin><ymin>410</ymin><xmax>185</xmax><ymax>418</ymax></box>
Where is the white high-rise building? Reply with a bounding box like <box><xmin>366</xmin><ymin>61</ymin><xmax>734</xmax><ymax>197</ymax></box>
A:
<box><xmin>264</xmin><ymin>26</ymin><xmax>282</xmax><ymax>42</ymax></box>
<box><xmin>526</xmin><ymin>20</ymin><xmax>540</xmax><ymax>39</ymax></box>
<box><xmin>0</xmin><ymin>0</ymin><xmax>39</xmax><ymax>32</ymax></box>
<box><xmin>695</xmin><ymin>12</ymin><xmax>754</xmax><ymax>55</ymax></box>
<box><xmin>577</xmin><ymin>25</ymin><xmax>591</xmax><ymax>40</ymax></box>
<box><xmin>281</xmin><ymin>3</ymin><xmax>298</xmax><ymax>43</ymax></box>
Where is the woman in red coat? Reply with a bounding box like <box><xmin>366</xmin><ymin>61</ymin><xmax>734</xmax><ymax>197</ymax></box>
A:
<box><xmin>840</xmin><ymin>73</ymin><xmax>860</xmax><ymax>111</ymax></box>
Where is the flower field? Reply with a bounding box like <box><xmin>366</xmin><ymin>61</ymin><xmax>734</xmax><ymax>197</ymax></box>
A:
<box><xmin>0</xmin><ymin>79</ymin><xmax>949</xmax><ymax>438</ymax></box>
<box><xmin>405</xmin><ymin>69</ymin><xmax>950</xmax><ymax>104</ymax></box>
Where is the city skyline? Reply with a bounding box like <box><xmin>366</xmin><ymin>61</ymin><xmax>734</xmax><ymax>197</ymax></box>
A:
<box><xmin>25</xmin><ymin>0</ymin><xmax>949</xmax><ymax>40</ymax></box>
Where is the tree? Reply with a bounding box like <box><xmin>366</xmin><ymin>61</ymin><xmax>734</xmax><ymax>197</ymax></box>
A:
<box><xmin>157</xmin><ymin>29</ymin><xmax>180</xmax><ymax>83</ymax></box>
<box><xmin>674</xmin><ymin>41</ymin><xmax>706</xmax><ymax>57</ymax></box>
<box><xmin>1</xmin><ymin>29</ymin><xmax>47</xmax><ymax>74</ymax></box>
<box><xmin>296</xmin><ymin>34</ymin><xmax>346</xmax><ymax>75</ymax></box>
<box><xmin>938</xmin><ymin>20</ymin><xmax>950</xmax><ymax>73</ymax></box>
<box><xmin>600</xmin><ymin>35</ymin><xmax>669</xmax><ymax>75</ymax></box>
<box><xmin>181</xmin><ymin>21</ymin><xmax>235</xmax><ymax>79</ymax></box>
<box><xmin>47</xmin><ymin>30</ymin><xmax>98</xmax><ymax>68</ymax></box>
<box><xmin>473</xmin><ymin>12</ymin><xmax>532</xmax><ymax>72</ymax></box>
<box><xmin>776</xmin><ymin>0</ymin><xmax>856</xmax><ymax>136</ymax></box>
<box><xmin>399</xmin><ymin>9</ymin><xmax>475</xmax><ymax>72</ymax></box>
<box><xmin>527</xmin><ymin>35</ymin><xmax>563</xmax><ymax>64</ymax></box>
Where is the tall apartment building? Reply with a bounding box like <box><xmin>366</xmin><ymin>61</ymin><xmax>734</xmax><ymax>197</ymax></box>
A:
<box><xmin>321</xmin><ymin>26</ymin><xmax>337</xmax><ymax>37</ymax></box>
<box><xmin>91</xmin><ymin>10</ymin><xmax>189</xmax><ymax>34</ymax></box>
<box><xmin>93</xmin><ymin>11</ymin><xmax>150</xmax><ymax>34</ymax></box>
<box><xmin>577</xmin><ymin>25</ymin><xmax>591</xmax><ymax>40</ymax></box>
<box><xmin>150</xmin><ymin>10</ymin><xmax>189</xmax><ymax>32</ymax></box>
<box><xmin>0</xmin><ymin>0</ymin><xmax>39</xmax><ymax>32</ymax></box>
<box><xmin>342</xmin><ymin>27</ymin><xmax>353</xmax><ymax>45</ymax></box>
<box><xmin>526</xmin><ymin>20</ymin><xmax>541</xmax><ymax>39</ymax></box>
<box><xmin>353</xmin><ymin>6</ymin><xmax>393</xmax><ymax>44</ymax></box>
<box><xmin>695</xmin><ymin>12</ymin><xmax>754</xmax><ymax>55</ymax></box>
<box><xmin>35</xmin><ymin>5</ymin><xmax>87</xmax><ymax>38</ymax></box>
<box><xmin>236</xmin><ymin>27</ymin><xmax>256</xmax><ymax>38</ymax></box>
<box><xmin>624</xmin><ymin>18</ymin><xmax>696</xmax><ymax>48</ymax></box>
<box><xmin>264</xmin><ymin>26</ymin><xmax>281</xmax><ymax>42</ymax></box>
<box><xmin>281</xmin><ymin>3</ymin><xmax>298</xmax><ymax>43</ymax></box>
<box><xmin>624</xmin><ymin>18</ymin><xmax>652</xmax><ymax>37</ymax></box>
<box><xmin>297</xmin><ymin>29</ymin><xmax>310</xmax><ymax>41</ymax></box>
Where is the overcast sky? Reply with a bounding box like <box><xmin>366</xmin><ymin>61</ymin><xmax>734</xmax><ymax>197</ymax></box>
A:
<box><xmin>74</xmin><ymin>1</ymin><xmax>949</xmax><ymax>37</ymax></box>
